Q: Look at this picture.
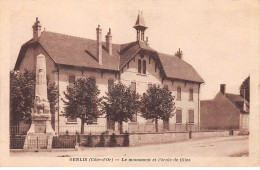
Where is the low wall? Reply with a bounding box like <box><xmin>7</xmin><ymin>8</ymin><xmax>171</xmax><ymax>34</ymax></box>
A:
<box><xmin>79</xmin><ymin>134</ymin><xmax>125</xmax><ymax>147</ymax></box>
<box><xmin>129</xmin><ymin>132</ymin><xmax>189</xmax><ymax>146</ymax></box>
<box><xmin>191</xmin><ymin>131</ymin><xmax>229</xmax><ymax>139</ymax></box>
<box><xmin>128</xmin><ymin>130</ymin><xmax>235</xmax><ymax>146</ymax></box>
<box><xmin>60</xmin><ymin>130</ymin><xmax>243</xmax><ymax>148</ymax></box>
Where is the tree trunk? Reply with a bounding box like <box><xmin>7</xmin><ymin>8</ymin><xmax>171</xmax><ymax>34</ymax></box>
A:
<box><xmin>81</xmin><ymin>119</ymin><xmax>85</xmax><ymax>134</ymax></box>
<box><xmin>155</xmin><ymin>118</ymin><xmax>158</xmax><ymax>132</ymax></box>
<box><xmin>119</xmin><ymin>121</ymin><xmax>123</xmax><ymax>134</ymax></box>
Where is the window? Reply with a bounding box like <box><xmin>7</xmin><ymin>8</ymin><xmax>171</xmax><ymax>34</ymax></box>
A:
<box><xmin>189</xmin><ymin>88</ymin><xmax>193</xmax><ymax>101</ymax></box>
<box><xmin>108</xmin><ymin>79</ymin><xmax>114</xmax><ymax>93</ymax></box>
<box><xmin>142</xmin><ymin>60</ymin><xmax>146</xmax><ymax>74</ymax></box>
<box><xmin>89</xmin><ymin>77</ymin><xmax>96</xmax><ymax>83</ymax></box>
<box><xmin>86</xmin><ymin>115</ymin><xmax>97</xmax><ymax>123</ymax></box>
<box><xmin>163</xmin><ymin>119</ymin><xmax>169</xmax><ymax>130</ymax></box>
<box><xmin>138</xmin><ymin>59</ymin><xmax>146</xmax><ymax>75</ymax></box>
<box><xmin>177</xmin><ymin>86</ymin><xmax>181</xmax><ymax>100</ymax></box>
<box><xmin>176</xmin><ymin>109</ymin><xmax>182</xmax><ymax>123</ymax></box>
<box><xmin>148</xmin><ymin>83</ymin><xmax>152</xmax><ymax>90</ymax></box>
<box><xmin>67</xmin><ymin>117</ymin><xmax>77</xmax><ymax>123</ymax></box>
<box><xmin>131</xmin><ymin>82</ymin><xmax>136</xmax><ymax>92</ymax></box>
<box><xmin>132</xmin><ymin>113</ymin><xmax>137</xmax><ymax>122</ymax></box>
<box><xmin>188</xmin><ymin>110</ymin><xmax>194</xmax><ymax>124</ymax></box>
<box><xmin>138</xmin><ymin>59</ymin><xmax>141</xmax><ymax>74</ymax></box>
<box><xmin>69</xmin><ymin>76</ymin><xmax>75</xmax><ymax>88</ymax></box>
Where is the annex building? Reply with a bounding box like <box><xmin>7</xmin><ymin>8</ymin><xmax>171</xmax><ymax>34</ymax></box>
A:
<box><xmin>15</xmin><ymin>13</ymin><xmax>204</xmax><ymax>135</ymax></box>
<box><xmin>200</xmin><ymin>84</ymin><xmax>249</xmax><ymax>133</ymax></box>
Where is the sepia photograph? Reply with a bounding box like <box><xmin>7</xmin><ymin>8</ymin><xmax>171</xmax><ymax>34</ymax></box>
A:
<box><xmin>0</xmin><ymin>0</ymin><xmax>259</xmax><ymax>167</ymax></box>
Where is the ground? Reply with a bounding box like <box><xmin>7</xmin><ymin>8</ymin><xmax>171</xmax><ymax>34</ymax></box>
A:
<box><xmin>11</xmin><ymin>136</ymin><xmax>248</xmax><ymax>157</ymax></box>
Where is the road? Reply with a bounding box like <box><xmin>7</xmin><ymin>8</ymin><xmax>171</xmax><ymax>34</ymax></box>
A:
<box><xmin>11</xmin><ymin>136</ymin><xmax>248</xmax><ymax>157</ymax></box>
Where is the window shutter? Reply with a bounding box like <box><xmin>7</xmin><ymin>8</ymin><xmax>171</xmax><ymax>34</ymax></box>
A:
<box><xmin>69</xmin><ymin>76</ymin><xmax>75</xmax><ymax>88</ymax></box>
<box><xmin>131</xmin><ymin>82</ymin><xmax>136</xmax><ymax>92</ymax></box>
<box><xmin>143</xmin><ymin>60</ymin><xmax>146</xmax><ymax>74</ymax></box>
<box><xmin>189</xmin><ymin>89</ymin><xmax>193</xmax><ymax>100</ymax></box>
<box><xmin>138</xmin><ymin>59</ymin><xmax>141</xmax><ymax>73</ymax></box>
<box><xmin>177</xmin><ymin>87</ymin><xmax>181</xmax><ymax>100</ymax></box>
<box><xmin>176</xmin><ymin>109</ymin><xmax>182</xmax><ymax>123</ymax></box>
<box><xmin>67</xmin><ymin>116</ymin><xmax>77</xmax><ymax>123</ymax></box>
<box><xmin>189</xmin><ymin>110</ymin><xmax>194</xmax><ymax>123</ymax></box>
<box><xmin>108</xmin><ymin>79</ymin><xmax>114</xmax><ymax>92</ymax></box>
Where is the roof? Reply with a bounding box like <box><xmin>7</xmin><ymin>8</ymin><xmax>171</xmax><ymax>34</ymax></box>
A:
<box><xmin>158</xmin><ymin>53</ymin><xmax>204</xmax><ymax>83</ymax></box>
<box><xmin>39</xmin><ymin>31</ymin><xmax>121</xmax><ymax>71</ymax></box>
<box><xmin>225</xmin><ymin>93</ymin><xmax>249</xmax><ymax>111</ymax></box>
<box><xmin>15</xmin><ymin>31</ymin><xmax>204</xmax><ymax>83</ymax></box>
<box><xmin>201</xmin><ymin>91</ymin><xmax>249</xmax><ymax>114</ymax></box>
<box><xmin>133</xmin><ymin>13</ymin><xmax>147</xmax><ymax>29</ymax></box>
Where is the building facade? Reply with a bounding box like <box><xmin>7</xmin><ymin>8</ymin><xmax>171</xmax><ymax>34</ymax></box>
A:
<box><xmin>15</xmin><ymin>14</ymin><xmax>204</xmax><ymax>134</ymax></box>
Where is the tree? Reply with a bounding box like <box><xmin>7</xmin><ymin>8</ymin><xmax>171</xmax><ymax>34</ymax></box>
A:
<box><xmin>62</xmin><ymin>78</ymin><xmax>102</xmax><ymax>134</ymax></box>
<box><xmin>240</xmin><ymin>76</ymin><xmax>250</xmax><ymax>102</ymax></box>
<box><xmin>140</xmin><ymin>85</ymin><xmax>175</xmax><ymax>132</ymax></box>
<box><xmin>102</xmin><ymin>83</ymin><xmax>140</xmax><ymax>133</ymax></box>
<box><xmin>10</xmin><ymin>69</ymin><xmax>58</xmax><ymax>126</ymax></box>
<box><xmin>10</xmin><ymin>70</ymin><xmax>35</xmax><ymax>126</ymax></box>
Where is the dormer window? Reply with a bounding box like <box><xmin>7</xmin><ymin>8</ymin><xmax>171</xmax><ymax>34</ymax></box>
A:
<box><xmin>137</xmin><ymin>59</ymin><xmax>146</xmax><ymax>75</ymax></box>
<box><xmin>143</xmin><ymin>60</ymin><xmax>146</xmax><ymax>74</ymax></box>
<box><xmin>138</xmin><ymin>59</ymin><xmax>141</xmax><ymax>74</ymax></box>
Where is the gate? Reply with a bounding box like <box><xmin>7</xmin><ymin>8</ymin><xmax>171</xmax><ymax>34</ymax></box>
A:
<box><xmin>52</xmin><ymin>136</ymin><xmax>76</xmax><ymax>149</ymax></box>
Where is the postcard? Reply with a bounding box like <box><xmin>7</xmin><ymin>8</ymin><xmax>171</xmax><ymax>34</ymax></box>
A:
<box><xmin>0</xmin><ymin>0</ymin><xmax>259</xmax><ymax>167</ymax></box>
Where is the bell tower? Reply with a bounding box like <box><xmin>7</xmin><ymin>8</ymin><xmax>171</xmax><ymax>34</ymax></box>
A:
<box><xmin>133</xmin><ymin>11</ymin><xmax>147</xmax><ymax>41</ymax></box>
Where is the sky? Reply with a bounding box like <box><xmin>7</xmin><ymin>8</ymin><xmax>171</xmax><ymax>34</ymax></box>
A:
<box><xmin>3</xmin><ymin>0</ymin><xmax>259</xmax><ymax>100</ymax></box>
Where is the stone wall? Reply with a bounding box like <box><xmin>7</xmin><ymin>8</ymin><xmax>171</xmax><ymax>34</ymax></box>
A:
<box><xmin>191</xmin><ymin>131</ymin><xmax>229</xmax><ymax>139</ymax></box>
<box><xmin>129</xmin><ymin>132</ymin><xmax>189</xmax><ymax>146</ymax></box>
<box><xmin>128</xmin><ymin>130</ymin><xmax>233</xmax><ymax>146</ymax></box>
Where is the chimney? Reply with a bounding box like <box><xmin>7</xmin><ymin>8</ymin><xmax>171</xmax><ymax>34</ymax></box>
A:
<box><xmin>105</xmin><ymin>28</ymin><xmax>112</xmax><ymax>55</ymax></box>
<box><xmin>96</xmin><ymin>25</ymin><xmax>102</xmax><ymax>65</ymax></box>
<box><xmin>146</xmin><ymin>37</ymin><xmax>149</xmax><ymax>45</ymax></box>
<box><xmin>175</xmin><ymin>48</ymin><xmax>183</xmax><ymax>59</ymax></box>
<box><xmin>220</xmin><ymin>84</ymin><xmax>226</xmax><ymax>94</ymax></box>
<box><xmin>32</xmin><ymin>17</ymin><xmax>42</xmax><ymax>40</ymax></box>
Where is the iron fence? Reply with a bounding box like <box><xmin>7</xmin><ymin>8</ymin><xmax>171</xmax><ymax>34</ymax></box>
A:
<box><xmin>58</xmin><ymin>125</ymin><xmax>106</xmax><ymax>135</ymax></box>
<box><xmin>52</xmin><ymin>136</ymin><xmax>76</xmax><ymax>149</ymax></box>
<box><xmin>10</xmin><ymin>137</ymin><xmax>25</xmax><ymax>149</ymax></box>
<box><xmin>10</xmin><ymin>125</ymin><xmax>30</xmax><ymax>136</ymax></box>
<box><xmin>10</xmin><ymin>123</ymin><xmax>199</xmax><ymax>137</ymax></box>
<box><xmin>127</xmin><ymin>123</ymin><xmax>198</xmax><ymax>133</ymax></box>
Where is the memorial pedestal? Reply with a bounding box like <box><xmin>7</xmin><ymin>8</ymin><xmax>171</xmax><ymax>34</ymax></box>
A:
<box><xmin>24</xmin><ymin>113</ymin><xmax>55</xmax><ymax>151</ymax></box>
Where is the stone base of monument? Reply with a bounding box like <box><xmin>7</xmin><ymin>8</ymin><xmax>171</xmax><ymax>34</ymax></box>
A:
<box><xmin>23</xmin><ymin>114</ymin><xmax>55</xmax><ymax>152</ymax></box>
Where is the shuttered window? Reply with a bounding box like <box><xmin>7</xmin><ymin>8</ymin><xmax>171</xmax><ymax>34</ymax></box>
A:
<box><xmin>142</xmin><ymin>60</ymin><xmax>146</xmax><ymax>74</ymax></box>
<box><xmin>132</xmin><ymin>113</ymin><xmax>137</xmax><ymax>122</ymax></box>
<box><xmin>89</xmin><ymin>77</ymin><xmax>96</xmax><ymax>83</ymax></box>
<box><xmin>67</xmin><ymin>117</ymin><xmax>77</xmax><ymax>123</ymax></box>
<box><xmin>163</xmin><ymin>119</ymin><xmax>169</xmax><ymax>130</ymax></box>
<box><xmin>188</xmin><ymin>110</ymin><xmax>194</xmax><ymax>123</ymax></box>
<box><xmin>108</xmin><ymin>79</ymin><xmax>114</xmax><ymax>93</ymax></box>
<box><xmin>138</xmin><ymin>59</ymin><xmax>141</xmax><ymax>73</ymax></box>
<box><xmin>189</xmin><ymin>88</ymin><xmax>193</xmax><ymax>101</ymax></box>
<box><xmin>131</xmin><ymin>82</ymin><xmax>136</xmax><ymax>92</ymax></box>
<box><xmin>69</xmin><ymin>76</ymin><xmax>75</xmax><ymax>88</ymax></box>
<box><xmin>176</xmin><ymin>109</ymin><xmax>182</xmax><ymax>123</ymax></box>
<box><xmin>177</xmin><ymin>87</ymin><xmax>181</xmax><ymax>100</ymax></box>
